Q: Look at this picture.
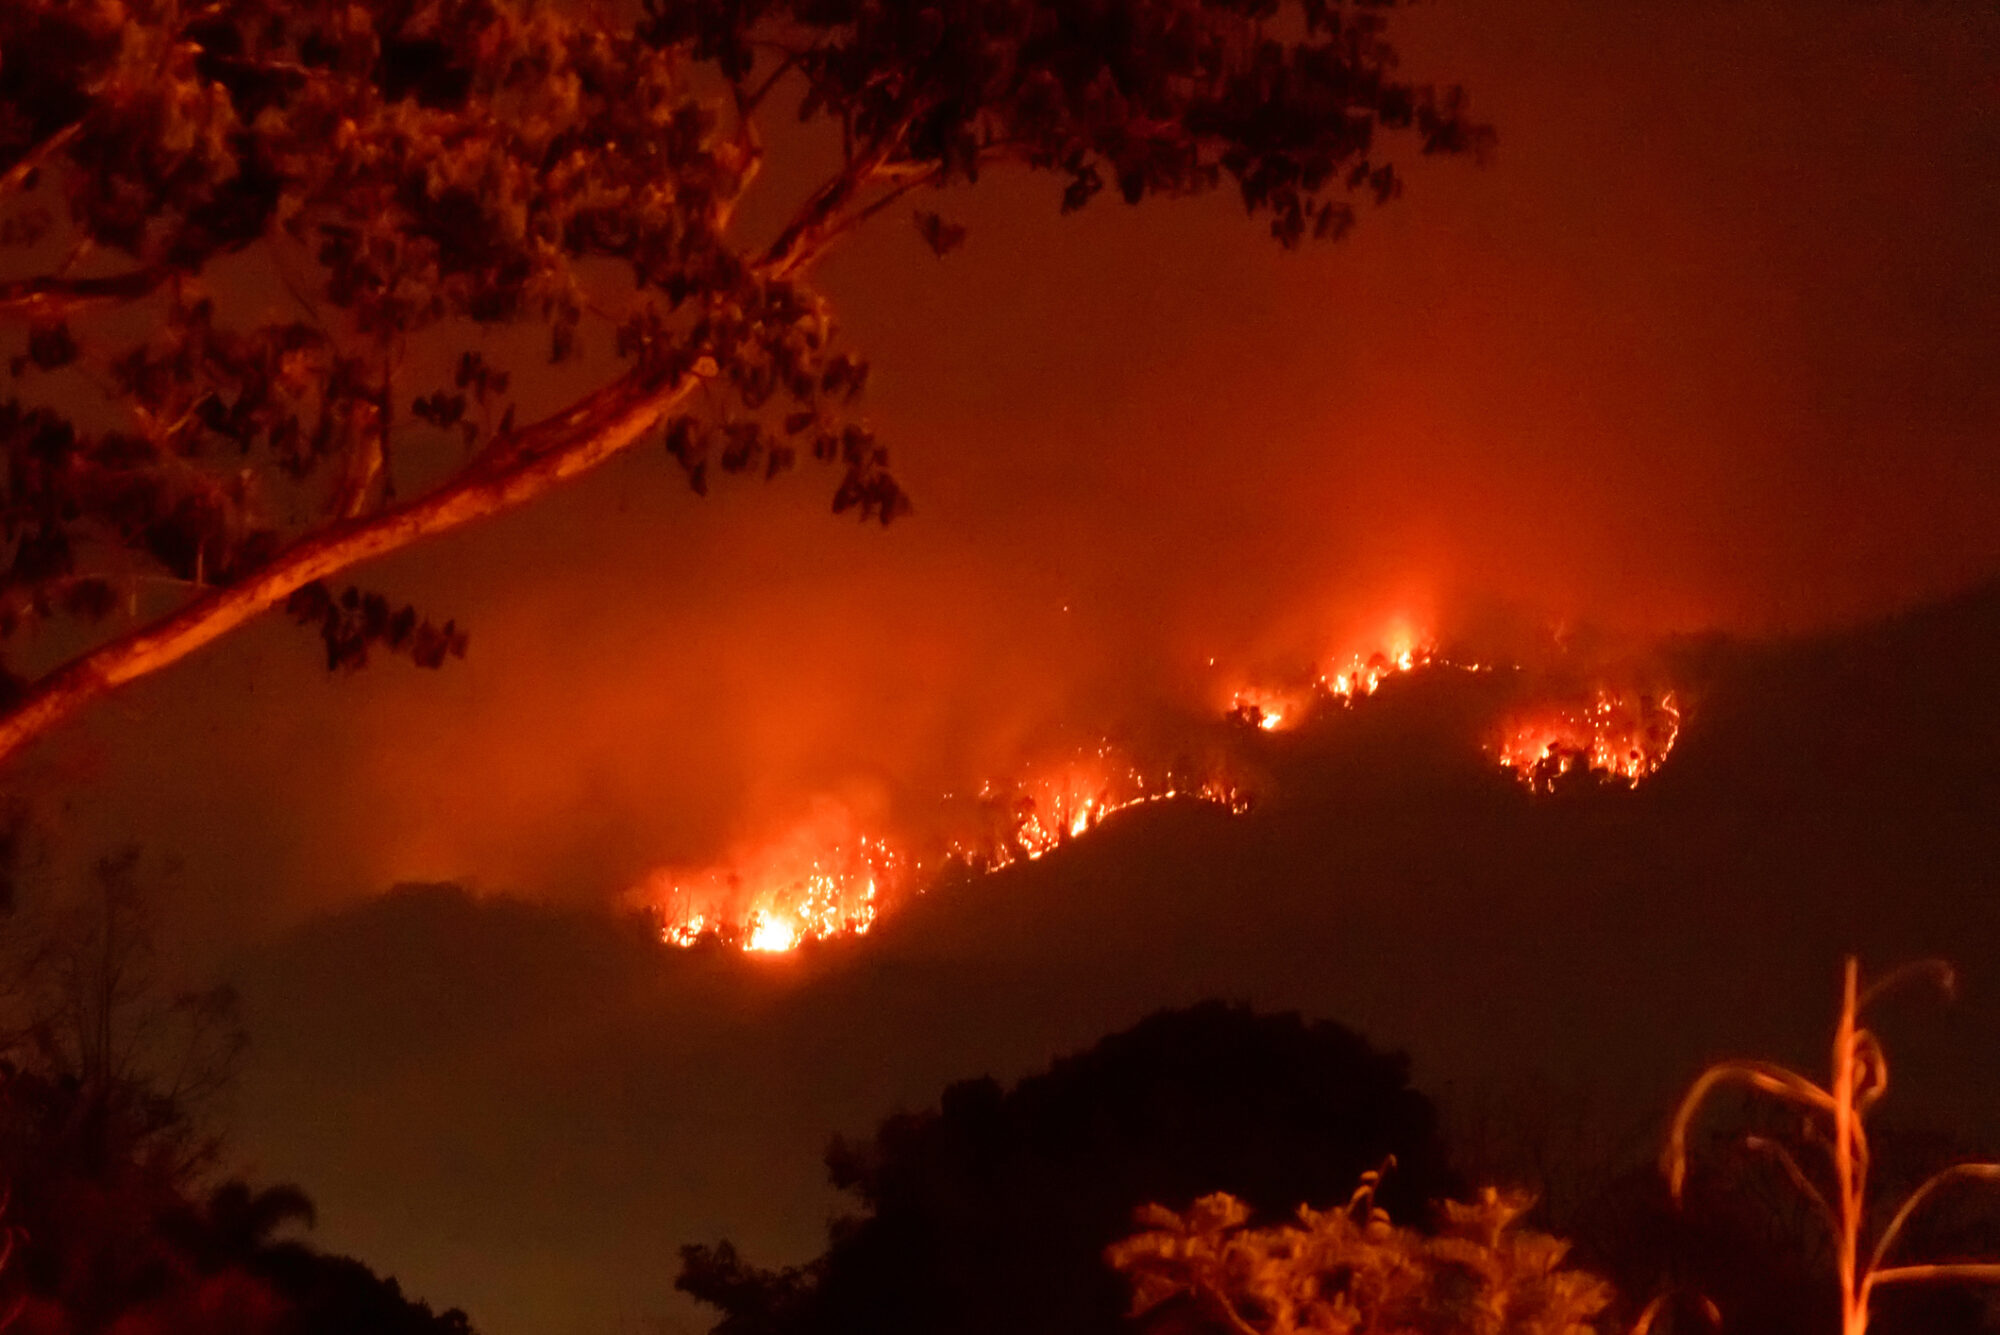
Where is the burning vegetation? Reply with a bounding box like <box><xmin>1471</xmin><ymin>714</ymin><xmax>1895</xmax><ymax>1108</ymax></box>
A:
<box><xmin>946</xmin><ymin>745</ymin><xmax>1252</xmax><ymax>873</ymax></box>
<box><xmin>642</xmin><ymin>621</ymin><xmax>1686</xmax><ymax>953</ymax></box>
<box><xmin>1225</xmin><ymin>627</ymin><xmax>1682</xmax><ymax>795</ymax></box>
<box><xmin>638</xmin><ymin>746</ymin><xmax>1252</xmax><ymax>954</ymax></box>
<box><xmin>1492</xmin><ymin>688</ymin><xmax>1682</xmax><ymax>793</ymax></box>
<box><xmin>638</xmin><ymin>806</ymin><xmax>905</xmax><ymax>953</ymax></box>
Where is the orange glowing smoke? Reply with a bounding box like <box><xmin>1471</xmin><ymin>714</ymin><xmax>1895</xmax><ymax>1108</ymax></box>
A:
<box><xmin>1491</xmin><ymin>689</ymin><xmax>1681</xmax><ymax>793</ymax></box>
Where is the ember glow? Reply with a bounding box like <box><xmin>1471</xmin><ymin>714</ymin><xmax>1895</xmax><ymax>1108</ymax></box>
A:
<box><xmin>1491</xmin><ymin>689</ymin><xmax>1682</xmax><ymax>793</ymax></box>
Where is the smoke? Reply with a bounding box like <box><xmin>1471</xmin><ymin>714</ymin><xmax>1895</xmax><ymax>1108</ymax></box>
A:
<box><xmin>17</xmin><ymin>0</ymin><xmax>1998</xmax><ymax>943</ymax></box>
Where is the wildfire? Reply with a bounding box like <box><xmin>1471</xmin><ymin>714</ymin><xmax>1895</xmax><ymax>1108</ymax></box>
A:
<box><xmin>1219</xmin><ymin>621</ymin><xmax>1683</xmax><ymax>797</ymax></box>
<box><xmin>638</xmin><ymin>745</ymin><xmax>1252</xmax><ymax>954</ymax></box>
<box><xmin>640</xmin><ymin>619</ymin><xmax>1688</xmax><ymax>954</ymax></box>
<box><xmin>1227</xmin><ymin>687</ymin><xmax>1311</xmax><ymax>732</ymax></box>
<box><xmin>640</xmin><ymin>815</ymin><xmax>903</xmax><ymax>952</ymax></box>
<box><xmin>1322</xmin><ymin>642</ymin><xmax>1432</xmax><ymax>701</ymax></box>
<box><xmin>951</xmin><ymin>746</ymin><xmax>1251</xmax><ymax>873</ymax></box>
<box><xmin>1491</xmin><ymin>689</ymin><xmax>1681</xmax><ymax>793</ymax></box>
<box><xmin>1225</xmin><ymin>631</ymin><xmax>1470</xmax><ymax>732</ymax></box>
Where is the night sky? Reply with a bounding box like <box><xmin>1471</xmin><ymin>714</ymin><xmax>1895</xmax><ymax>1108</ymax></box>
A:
<box><xmin>11</xmin><ymin>2</ymin><xmax>2000</xmax><ymax>1333</ymax></box>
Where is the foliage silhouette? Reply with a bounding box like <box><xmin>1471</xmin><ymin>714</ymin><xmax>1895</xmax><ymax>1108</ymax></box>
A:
<box><xmin>678</xmin><ymin>1000</ymin><xmax>1454</xmax><ymax>1335</ymax></box>
<box><xmin>0</xmin><ymin>856</ymin><xmax>474</xmax><ymax>1335</ymax></box>
<box><xmin>0</xmin><ymin>0</ymin><xmax>1490</xmax><ymax>761</ymax></box>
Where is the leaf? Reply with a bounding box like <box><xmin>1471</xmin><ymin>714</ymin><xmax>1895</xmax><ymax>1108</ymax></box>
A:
<box><xmin>60</xmin><ymin>578</ymin><xmax>121</xmax><ymax>622</ymax></box>
<box><xmin>912</xmin><ymin>210</ymin><xmax>967</xmax><ymax>258</ymax></box>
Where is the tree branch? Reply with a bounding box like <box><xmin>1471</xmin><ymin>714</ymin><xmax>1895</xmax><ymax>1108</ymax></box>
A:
<box><xmin>0</xmin><ymin>359</ymin><xmax>707</xmax><ymax>764</ymax></box>
<box><xmin>1869</xmin><ymin>1262</ymin><xmax>2000</xmax><ymax>1289</ymax></box>
<box><xmin>1663</xmin><ymin>1061</ymin><xmax>1837</xmax><ymax>1201</ymax></box>
<box><xmin>0</xmin><ymin>123</ymin><xmax>81</xmax><ymax>200</ymax></box>
<box><xmin>1865</xmin><ymin>1163</ymin><xmax>2000</xmax><ymax>1281</ymax></box>
<box><xmin>1743</xmin><ymin>1135</ymin><xmax>1840</xmax><ymax>1239</ymax></box>
<box><xmin>0</xmin><ymin>268</ymin><xmax>173</xmax><ymax>319</ymax></box>
<box><xmin>761</xmin><ymin>105</ymin><xmax>926</xmax><ymax>278</ymax></box>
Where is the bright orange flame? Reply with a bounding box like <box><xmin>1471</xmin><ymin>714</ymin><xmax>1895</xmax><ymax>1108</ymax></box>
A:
<box><xmin>745</xmin><ymin>913</ymin><xmax>804</xmax><ymax>953</ymax></box>
<box><xmin>1321</xmin><ymin>641</ymin><xmax>1433</xmax><ymax>701</ymax></box>
<box><xmin>642</xmin><ymin>616</ymin><xmax>1688</xmax><ymax>953</ymax></box>
<box><xmin>1225</xmin><ymin>628</ymin><xmax>1463</xmax><ymax>731</ymax></box>
<box><xmin>1217</xmin><ymin>619</ymin><xmax>1682</xmax><ymax>796</ymax></box>
<box><xmin>639</xmin><ymin>746</ymin><xmax>1252</xmax><ymax>952</ymax></box>
<box><xmin>952</xmin><ymin>745</ymin><xmax>1251</xmax><ymax>872</ymax></box>
<box><xmin>1227</xmin><ymin>687</ymin><xmax>1310</xmax><ymax>732</ymax></box>
<box><xmin>1491</xmin><ymin>689</ymin><xmax>1681</xmax><ymax>792</ymax></box>
<box><xmin>641</xmin><ymin>809</ymin><xmax>895</xmax><ymax>953</ymax></box>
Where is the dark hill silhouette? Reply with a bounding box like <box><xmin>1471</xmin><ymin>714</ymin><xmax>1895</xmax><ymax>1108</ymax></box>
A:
<box><xmin>227</xmin><ymin>577</ymin><xmax>2000</xmax><ymax>1335</ymax></box>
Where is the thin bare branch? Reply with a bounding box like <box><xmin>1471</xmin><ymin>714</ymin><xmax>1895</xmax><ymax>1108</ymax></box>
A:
<box><xmin>1199</xmin><ymin>1287</ymin><xmax>1266</xmax><ymax>1335</ymax></box>
<box><xmin>1866</xmin><ymin>1162</ymin><xmax>2000</xmax><ymax>1281</ymax></box>
<box><xmin>1629</xmin><ymin>1292</ymin><xmax>1722</xmax><ymax>1335</ymax></box>
<box><xmin>741</xmin><ymin>49</ymin><xmax>804</xmax><ymax>116</ymax></box>
<box><xmin>762</xmin><ymin>104</ymin><xmax>927</xmax><ymax>278</ymax></box>
<box><xmin>0</xmin><ymin>359</ymin><xmax>707</xmax><ymax>764</ymax></box>
<box><xmin>0</xmin><ymin>122</ymin><xmax>81</xmax><ymax>199</ymax></box>
<box><xmin>1743</xmin><ymin>1134</ymin><xmax>1840</xmax><ymax>1238</ymax></box>
<box><xmin>0</xmin><ymin>267</ymin><xmax>172</xmax><ymax>319</ymax></box>
<box><xmin>1664</xmin><ymin>1061</ymin><xmax>1836</xmax><ymax>1199</ymax></box>
<box><xmin>1858</xmin><ymin>959</ymin><xmax>1955</xmax><ymax>1014</ymax></box>
<box><xmin>1868</xmin><ymin>1262</ymin><xmax>2000</xmax><ymax>1289</ymax></box>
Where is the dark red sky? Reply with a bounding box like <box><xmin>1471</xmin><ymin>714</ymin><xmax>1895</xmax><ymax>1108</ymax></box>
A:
<box><xmin>27</xmin><ymin>0</ymin><xmax>1997</xmax><ymax>923</ymax></box>
<box><xmin>10</xmin><ymin>3</ymin><xmax>2000</xmax><ymax>1331</ymax></box>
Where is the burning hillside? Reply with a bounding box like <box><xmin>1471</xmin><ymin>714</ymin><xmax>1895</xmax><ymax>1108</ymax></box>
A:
<box><xmin>637</xmin><ymin>745</ymin><xmax>1252</xmax><ymax>954</ymax></box>
<box><xmin>1221</xmin><ymin>626</ymin><xmax>1681</xmax><ymax>793</ymax></box>
<box><xmin>1491</xmin><ymin>689</ymin><xmax>1682</xmax><ymax>793</ymax></box>
<box><xmin>946</xmin><ymin>745</ymin><xmax>1252</xmax><ymax>873</ymax></box>
<box><xmin>637</xmin><ymin>620</ymin><xmax>1686</xmax><ymax>953</ymax></box>
<box><xmin>637</xmin><ymin>804</ymin><xmax>906</xmax><ymax>952</ymax></box>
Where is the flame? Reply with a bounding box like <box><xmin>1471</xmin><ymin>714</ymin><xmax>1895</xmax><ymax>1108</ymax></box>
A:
<box><xmin>638</xmin><ymin>744</ymin><xmax>1251</xmax><ymax>953</ymax></box>
<box><xmin>1491</xmin><ymin>689</ymin><xmax>1681</xmax><ymax>792</ymax></box>
<box><xmin>639</xmin><ymin>617</ymin><xmax>1689</xmax><ymax>954</ymax></box>
<box><xmin>1219</xmin><ymin>619</ymin><xmax>1681</xmax><ymax>797</ymax></box>
<box><xmin>1224</xmin><ymin>631</ymin><xmax>1440</xmax><ymax>732</ymax></box>
<box><xmin>641</xmin><ymin>809</ymin><xmax>897</xmax><ymax>953</ymax></box>
<box><xmin>1227</xmin><ymin>629</ymin><xmax>1482</xmax><ymax>731</ymax></box>
<box><xmin>745</xmin><ymin>913</ymin><xmax>803</xmax><ymax>953</ymax></box>
<box><xmin>953</xmin><ymin>745</ymin><xmax>1251</xmax><ymax>872</ymax></box>
<box><xmin>1227</xmin><ymin>687</ymin><xmax>1310</xmax><ymax>732</ymax></box>
<box><xmin>1321</xmin><ymin>641</ymin><xmax>1432</xmax><ymax>701</ymax></box>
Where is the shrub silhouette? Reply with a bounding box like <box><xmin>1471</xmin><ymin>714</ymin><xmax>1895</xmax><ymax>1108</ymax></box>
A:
<box><xmin>1107</xmin><ymin>1169</ymin><xmax>1613</xmax><ymax>1335</ymax></box>
<box><xmin>679</xmin><ymin>1002</ymin><xmax>1453</xmax><ymax>1335</ymax></box>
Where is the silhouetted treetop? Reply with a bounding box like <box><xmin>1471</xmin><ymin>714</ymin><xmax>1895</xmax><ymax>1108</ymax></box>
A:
<box><xmin>0</xmin><ymin>0</ymin><xmax>1488</xmax><ymax>762</ymax></box>
<box><xmin>680</xmin><ymin>1000</ymin><xmax>1455</xmax><ymax>1335</ymax></box>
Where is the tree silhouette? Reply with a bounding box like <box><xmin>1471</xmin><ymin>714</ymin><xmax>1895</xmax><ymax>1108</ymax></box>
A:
<box><xmin>0</xmin><ymin>0</ymin><xmax>1489</xmax><ymax>762</ymax></box>
<box><xmin>678</xmin><ymin>1001</ymin><xmax>1456</xmax><ymax>1335</ymax></box>
<box><xmin>0</xmin><ymin>856</ymin><xmax>473</xmax><ymax>1335</ymax></box>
